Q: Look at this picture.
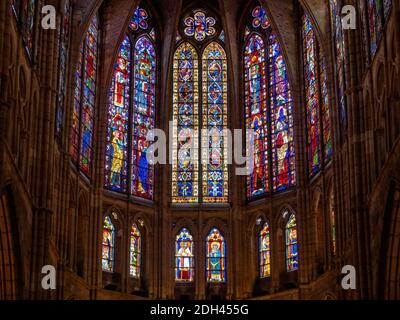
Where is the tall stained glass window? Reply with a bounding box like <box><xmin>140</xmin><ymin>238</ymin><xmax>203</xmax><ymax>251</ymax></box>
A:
<box><xmin>359</xmin><ymin>0</ymin><xmax>391</xmax><ymax>64</ymax></box>
<box><xmin>12</xmin><ymin>0</ymin><xmax>38</xmax><ymax>59</ymax></box>
<box><xmin>245</xmin><ymin>6</ymin><xmax>296</xmax><ymax>200</ymax></box>
<box><xmin>329</xmin><ymin>0</ymin><xmax>347</xmax><ymax>130</ymax></box>
<box><xmin>245</xmin><ymin>34</ymin><xmax>269</xmax><ymax>198</ymax></box>
<box><xmin>259</xmin><ymin>222</ymin><xmax>271</xmax><ymax>278</ymax></box>
<box><xmin>175</xmin><ymin>228</ymin><xmax>194</xmax><ymax>282</ymax></box>
<box><xmin>172</xmin><ymin>42</ymin><xmax>199</xmax><ymax>203</ymax></box>
<box><xmin>106</xmin><ymin>36</ymin><xmax>131</xmax><ymax>193</ymax></box>
<box><xmin>302</xmin><ymin>13</ymin><xmax>333</xmax><ymax>178</ymax></box>
<box><xmin>206</xmin><ymin>228</ymin><xmax>226</xmax><ymax>282</ymax></box>
<box><xmin>105</xmin><ymin>6</ymin><xmax>156</xmax><ymax>200</ymax></box>
<box><xmin>320</xmin><ymin>54</ymin><xmax>333</xmax><ymax>162</ymax></box>
<box><xmin>70</xmin><ymin>14</ymin><xmax>99</xmax><ymax>178</ymax></box>
<box><xmin>202</xmin><ymin>42</ymin><xmax>228</xmax><ymax>203</ymax></box>
<box><xmin>55</xmin><ymin>0</ymin><xmax>72</xmax><ymax>138</ymax></box>
<box><xmin>172</xmin><ymin>9</ymin><xmax>228</xmax><ymax>203</ymax></box>
<box><xmin>102</xmin><ymin>216</ymin><xmax>115</xmax><ymax>272</ymax></box>
<box><xmin>269</xmin><ymin>34</ymin><xmax>296</xmax><ymax>192</ymax></box>
<box><xmin>130</xmin><ymin>224</ymin><xmax>141</xmax><ymax>278</ymax></box>
<box><xmin>285</xmin><ymin>213</ymin><xmax>298</xmax><ymax>272</ymax></box>
<box><xmin>303</xmin><ymin>14</ymin><xmax>321</xmax><ymax>176</ymax></box>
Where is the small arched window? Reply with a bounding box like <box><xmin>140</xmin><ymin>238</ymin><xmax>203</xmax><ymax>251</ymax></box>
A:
<box><xmin>102</xmin><ymin>216</ymin><xmax>115</xmax><ymax>272</ymax></box>
<box><xmin>285</xmin><ymin>213</ymin><xmax>298</xmax><ymax>272</ymax></box>
<box><xmin>175</xmin><ymin>228</ymin><xmax>194</xmax><ymax>282</ymax></box>
<box><xmin>206</xmin><ymin>228</ymin><xmax>226</xmax><ymax>282</ymax></box>
<box><xmin>130</xmin><ymin>224</ymin><xmax>142</xmax><ymax>278</ymax></box>
<box><xmin>259</xmin><ymin>222</ymin><xmax>271</xmax><ymax>278</ymax></box>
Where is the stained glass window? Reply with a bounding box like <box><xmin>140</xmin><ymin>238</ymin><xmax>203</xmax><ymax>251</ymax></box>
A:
<box><xmin>130</xmin><ymin>7</ymin><xmax>148</xmax><ymax>30</ymax></box>
<box><xmin>172</xmin><ymin>11</ymin><xmax>227</xmax><ymax>204</ymax></box>
<box><xmin>184</xmin><ymin>10</ymin><xmax>216</xmax><ymax>41</ymax></box>
<box><xmin>206</xmin><ymin>228</ymin><xmax>226</xmax><ymax>282</ymax></box>
<box><xmin>102</xmin><ymin>216</ymin><xmax>115</xmax><ymax>272</ymax></box>
<box><xmin>70</xmin><ymin>43</ymin><xmax>83</xmax><ymax>164</ymax></box>
<box><xmin>131</xmin><ymin>36</ymin><xmax>156</xmax><ymax>199</ymax></box>
<box><xmin>219</xmin><ymin>31</ymin><xmax>225</xmax><ymax>42</ymax></box>
<box><xmin>13</xmin><ymin>0</ymin><xmax>38</xmax><ymax>59</ymax></box>
<box><xmin>245</xmin><ymin>34</ymin><xmax>269</xmax><ymax>198</ymax></box>
<box><xmin>285</xmin><ymin>213</ymin><xmax>298</xmax><ymax>272</ymax></box>
<box><xmin>252</xmin><ymin>6</ymin><xmax>270</xmax><ymax>29</ymax></box>
<box><xmin>175</xmin><ymin>228</ymin><xmax>194</xmax><ymax>282</ymax></box>
<box><xmin>105</xmin><ymin>7</ymin><xmax>156</xmax><ymax>200</ymax></box>
<box><xmin>70</xmin><ymin>15</ymin><xmax>99</xmax><ymax>178</ymax></box>
<box><xmin>105</xmin><ymin>36</ymin><xmax>131</xmax><ymax>193</ymax></box>
<box><xmin>202</xmin><ymin>42</ymin><xmax>229</xmax><ymax>203</ymax></box>
<box><xmin>359</xmin><ymin>0</ymin><xmax>389</xmax><ymax>63</ymax></box>
<box><xmin>320</xmin><ymin>55</ymin><xmax>333</xmax><ymax>162</ymax></box>
<box><xmin>24</xmin><ymin>0</ymin><xmax>37</xmax><ymax>58</ymax></box>
<box><xmin>368</xmin><ymin>0</ymin><xmax>380</xmax><ymax>57</ymax></box>
<box><xmin>55</xmin><ymin>0</ymin><xmax>72</xmax><ymax>138</ymax></box>
<box><xmin>130</xmin><ymin>224</ymin><xmax>141</xmax><ymax>278</ymax></box>
<box><xmin>172</xmin><ymin>42</ymin><xmax>199</xmax><ymax>203</ymax></box>
<box><xmin>303</xmin><ymin>14</ymin><xmax>322</xmax><ymax>177</ymax></box>
<box><xmin>245</xmin><ymin>6</ymin><xmax>296</xmax><ymax>199</ymax></box>
<box><xmin>259</xmin><ymin>222</ymin><xmax>271</xmax><ymax>278</ymax></box>
<box><xmin>149</xmin><ymin>28</ymin><xmax>156</xmax><ymax>41</ymax></box>
<box><xmin>269</xmin><ymin>34</ymin><xmax>296</xmax><ymax>191</ymax></box>
<box><xmin>329</xmin><ymin>0</ymin><xmax>347</xmax><ymax>129</ymax></box>
<box><xmin>302</xmin><ymin>13</ymin><xmax>333</xmax><ymax>177</ymax></box>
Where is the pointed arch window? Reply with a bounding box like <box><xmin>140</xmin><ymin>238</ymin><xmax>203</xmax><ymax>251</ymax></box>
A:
<box><xmin>175</xmin><ymin>228</ymin><xmax>194</xmax><ymax>282</ymax></box>
<box><xmin>285</xmin><ymin>213</ymin><xmax>298</xmax><ymax>272</ymax></box>
<box><xmin>105</xmin><ymin>6</ymin><xmax>156</xmax><ymax>200</ymax></box>
<box><xmin>130</xmin><ymin>224</ymin><xmax>142</xmax><ymax>278</ymax></box>
<box><xmin>12</xmin><ymin>0</ymin><xmax>38</xmax><ymax>59</ymax></box>
<box><xmin>70</xmin><ymin>14</ymin><xmax>99</xmax><ymax>178</ymax></box>
<box><xmin>172</xmin><ymin>9</ymin><xmax>228</xmax><ymax>204</ymax></box>
<box><xmin>206</xmin><ymin>228</ymin><xmax>226</xmax><ymax>282</ymax></box>
<box><xmin>259</xmin><ymin>222</ymin><xmax>271</xmax><ymax>278</ymax></box>
<box><xmin>302</xmin><ymin>13</ymin><xmax>332</xmax><ymax>178</ymax></box>
<box><xmin>358</xmin><ymin>0</ymin><xmax>391</xmax><ymax>64</ymax></box>
<box><xmin>55</xmin><ymin>0</ymin><xmax>72</xmax><ymax>137</ymax></box>
<box><xmin>329</xmin><ymin>0</ymin><xmax>348</xmax><ymax>130</ymax></box>
<box><xmin>102</xmin><ymin>216</ymin><xmax>115</xmax><ymax>272</ymax></box>
<box><xmin>202</xmin><ymin>42</ymin><xmax>229</xmax><ymax>203</ymax></box>
<box><xmin>244</xmin><ymin>6</ymin><xmax>296</xmax><ymax>200</ymax></box>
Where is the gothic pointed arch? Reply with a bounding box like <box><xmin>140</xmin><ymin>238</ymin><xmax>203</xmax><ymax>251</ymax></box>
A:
<box><xmin>171</xmin><ymin>7</ymin><xmax>229</xmax><ymax>204</ymax></box>
<box><xmin>243</xmin><ymin>4</ymin><xmax>296</xmax><ymax>200</ymax></box>
<box><xmin>105</xmin><ymin>4</ymin><xmax>158</xmax><ymax>200</ymax></box>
